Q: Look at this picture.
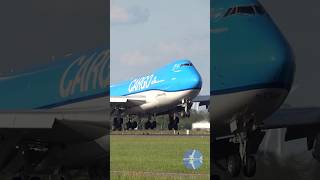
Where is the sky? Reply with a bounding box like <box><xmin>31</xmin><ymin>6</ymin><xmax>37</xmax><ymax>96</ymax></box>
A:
<box><xmin>0</xmin><ymin>0</ymin><xmax>108</xmax><ymax>76</ymax></box>
<box><xmin>111</xmin><ymin>0</ymin><xmax>210</xmax><ymax>95</ymax></box>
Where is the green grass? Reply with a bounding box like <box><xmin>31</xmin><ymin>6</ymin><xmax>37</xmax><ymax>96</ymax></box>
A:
<box><xmin>110</xmin><ymin>135</ymin><xmax>210</xmax><ymax>180</ymax></box>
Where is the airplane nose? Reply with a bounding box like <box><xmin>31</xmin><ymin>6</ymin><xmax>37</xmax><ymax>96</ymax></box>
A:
<box><xmin>256</xmin><ymin>15</ymin><xmax>295</xmax><ymax>91</ymax></box>
<box><xmin>266</xmin><ymin>39</ymin><xmax>295</xmax><ymax>90</ymax></box>
<box><xmin>212</xmin><ymin>18</ymin><xmax>295</xmax><ymax>93</ymax></box>
<box><xmin>189</xmin><ymin>70</ymin><xmax>202</xmax><ymax>89</ymax></box>
<box><xmin>250</xmin><ymin>22</ymin><xmax>295</xmax><ymax>91</ymax></box>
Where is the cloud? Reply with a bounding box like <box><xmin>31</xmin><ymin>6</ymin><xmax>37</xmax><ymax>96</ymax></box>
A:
<box><xmin>111</xmin><ymin>3</ymin><xmax>150</xmax><ymax>25</ymax></box>
<box><xmin>110</xmin><ymin>4</ymin><xmax>129</xmax><ymax>24</ymax></box>
<box><xmin>119</xmin><ymin>50</ymin><xmax>149</xmax><ymax>66</ymax></box>
<box><xmin>157</xmin><ymin>42</ymin><xmax>189</xmax><ymax>60</ymax></box>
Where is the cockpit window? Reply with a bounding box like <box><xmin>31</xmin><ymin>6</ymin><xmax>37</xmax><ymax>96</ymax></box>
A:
<box><xmin>224</xmin><ymin>5</ymin><xmax>265</xmax><ymax>17</ymax></box>
<box><xmin>180</xmin><ymin>63</ymin><xmax>193</xmax><ymax>67</ymax></box>
<box><xmin>253</xmin><ymin>5</ymin><xmax>265</xmax><ymax>14</ymax></box>
<box><xmin>238</xmin><ymin>6</ymin><xmax>255</xmax><ymax>15</ymax></box>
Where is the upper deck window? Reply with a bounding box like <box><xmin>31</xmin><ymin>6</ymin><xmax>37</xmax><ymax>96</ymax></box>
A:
<box><xmin>224</xmin><ymin>4</ymin><xmax>265</xmax><ymax>17</ymax></box>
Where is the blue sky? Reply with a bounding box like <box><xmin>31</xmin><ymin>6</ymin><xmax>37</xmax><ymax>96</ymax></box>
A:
<box><xmin>111</xmin><ymin>0</ymin><xmax>210</xmax><ymax>95</ymax></box>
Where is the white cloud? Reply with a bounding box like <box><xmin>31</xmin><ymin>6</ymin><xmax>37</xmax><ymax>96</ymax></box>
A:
<box><xmin>157</xmin><ymin>42</ymin><xmax>189</xmax><ymax>60</ymax></box>
<box><xmin>111</xmin><ymin>4</ymin><xmax>130</xmax><ymax>24</ymax></box>
<box><xmin>111</xmin><ymin>3</ymin><xmax>150</xmax><ymax>25</ymax></box>
<box><xmin>119</xmin><ymin>50</ymin><xmax>149</xmax><ymax>66</ymax></box>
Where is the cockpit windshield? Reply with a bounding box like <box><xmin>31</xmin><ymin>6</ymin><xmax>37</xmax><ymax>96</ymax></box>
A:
<box><xmin>180</xmin><ymin>63</ymin><xmax>193</xmax><ymax>67</ymax></box>
<box><xmin>224</xmin><ymin>5</ymin><xmax>265</xmax><ymax>17</ymax></box>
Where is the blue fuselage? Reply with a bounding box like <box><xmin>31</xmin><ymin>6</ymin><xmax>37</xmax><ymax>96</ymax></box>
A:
<box><xmin>211</xmin><ymin>0</ymin><xmax>295</xmax><ymax>132</ymax></box>
<box><xmin>211</xmin><ymin>0</ymin><xmax>295</xmax><ymax>96</ymax></box>
<box><xmin>110</xmin><ymin>60</ymin><xmax>202</xmax><ymax>97</ymax></box>
<box><xmin>0</xmin><ymin>48</ymin><xmax>109</xmax><ymax>110</ymax></box>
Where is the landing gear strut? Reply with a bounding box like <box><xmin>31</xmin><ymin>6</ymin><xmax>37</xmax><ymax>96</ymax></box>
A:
<box><xmin>181</xmin><ymin>98</ymin><xmax>192</xmax><ymax>118</ymax></box>
<box><xmin>227</xmin><ymin>131</ymin><xmax>257</xmax><ymax>177</ymax></box>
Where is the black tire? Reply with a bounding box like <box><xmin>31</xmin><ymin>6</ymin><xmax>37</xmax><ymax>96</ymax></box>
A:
<box><xmin>175</xmin><ymin>117</ymin><xmax>179</xmax><ymax>124</ymax></box>
<box><xmin>173</xmin><ymin>123</ymin><xmax>178</xmax><ymax>130</ymax></box>
<box><xmin>212</xmin><ymin>174</ymin><xmax>221</xmax><ymax>180</ymax></box>
<box><xmin>113</xmin><ymin>117</ymin><xmax>118</xmax><ymax>130</ymax></box>
<box><xmin>145</xmin><ymin>121</ymin><xmax>151</xmax><ymax>129</ymax></box>
<box><xmin>151</xmin><ymin>121</ymin><xmax>156</xmax><ymax>129</ymax></box>
<box><xmin>243</xmin><ymin>155</ymin><xmax>256</xmax><ymax>177</ymax></box>
<box><xmin>126</xmin><ymin>121</ymin><xmax>132</xmax><ymax>130</ymax></box>
<box><xmin>132</xmin><ymin>121</ymin><xmax>138</xmax><ymax>129</ymax></box>
<box><xmin>30</xmin><ymin>177</ymin><xmax>41</xmax><ymax>180</ymax></box>
<box><xmin>118</xmin><ymin>118</ymin><xmax>123</xmax><ymax>130</ymax></box>
<box><xmin>12</xmin><ymin>177</ymin><xmax>23</xmax><ymax>180</ymax></box>
<box><xmin>227</xmin><ymin>154</ymin><xmax>241</xmax><ymax>177</ymax></box>
<box><xmin>113</xmin><ymin>117</ymin><xmax>123</xmax><ymax>131</ymax></box>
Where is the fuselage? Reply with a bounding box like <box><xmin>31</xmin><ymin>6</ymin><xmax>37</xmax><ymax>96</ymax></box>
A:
<box><xmin>0</xmin><ymin>48</ymin><xmax>110</xmax><ymax>111</ymax></box>
<box><xmin>110</xmin><ymin>60</ymin><xmax>202</xmax><ymax>115</ymax></box>
<box><xmin>211</xmin><ymin>0</ymin><xmax>295</xmax><ymax>135</ymax></box>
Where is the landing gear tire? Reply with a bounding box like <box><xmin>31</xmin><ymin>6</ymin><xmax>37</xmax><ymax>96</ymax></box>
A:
<box><xmin>113</xmin><ymin>117</ymin><xmax>123</xmax><ymax>131</ymax></box>
<box><xmin>150</xmin><ymin>121</ymin><xmax>156</xmax><ymax>129</ymax></box>
<box><xmin>126</xmin><ymin>121</ymin><xmax>132</xmax><ymax>130</ymax></box>
<box><xmin>212</xmin><ymin>174</ymin><xmax>221</xmax><ymax>180</ymax></box>
<box><xmin>12</xmin><ymin>177</ymin><xmax>24</xmax><ymax>180</ymax></box>
<box><xmin>168</xmin><ymin>121</ymin><xmax>178</xmax><ymax>130</ymax></box>
<box><xmin>243</xmin><ymin>155</ymin><xmax>256</xmax><ymax>177</ymax></box>
<box><xmin>145</xmin><ymin>121</ymin><xmax>152</xmax><ymax>130</ymax></box>
<box><xmin>173</xmin><ymin>117</ymin><xmax>179</xmax><ymax>130</ymax></box>
<box><xmin>227</xmin><ymin>154</ymin><xmax>241</xmax><ymax>177</ymax></box>
<box><xmin>168</xmin><ymin>116</ymin><xmax>179</xmax><ymax>130</ymax></box>
<box><xmin>173</xmin><ymin>123</ymin><xmax>178</xmax><ymax>130</ymax></box>
<box><xmin>30</xmin><ymin>177</ymin><xmax>42</xmax><ymax>180</ymax></box>
<box><xmin>132</xmin><ymin>121</ymin><xmax>138</xmax><ymax>129</ymax></box>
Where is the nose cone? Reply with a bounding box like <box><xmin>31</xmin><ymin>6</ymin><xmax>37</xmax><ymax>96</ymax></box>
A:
<box><xmin>212</xmin><ymin>15</ymin><xmax>295</xmax><ymax>94</ymax></box>
<box><xmin>188</xmin><ymin>69</ymin><xmax>202</xmax><ymax>89</ymax></box>
<box><xmin>246</xmin><ymin>17</ymin><xmax>295</xmax><ymax>91</ymax></box>
<box><xmin>174</xmin><ymin>61</ymin><xmax>202</xmax><ymax>90</ymax></box>
<box><xmin>265</xmin><ymin>38</ymin><xmax>295</xmax><ymax>91</ymax></box>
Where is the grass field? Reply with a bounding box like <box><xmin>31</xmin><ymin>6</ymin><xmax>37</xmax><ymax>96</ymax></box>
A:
<box><xmin>110</xmin><ymin>135</ymin><xmax>210</xmax><ymax>180</ymax></box>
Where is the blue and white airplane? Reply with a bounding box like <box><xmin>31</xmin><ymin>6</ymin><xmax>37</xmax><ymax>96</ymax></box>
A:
<box><xmin>211</xmin><ymin>0</ymin><xmax>296</xmax><ymax>178</ymax></box>
<box><xmin>110</xmin><ymin>60</ymin><xmax>202</xmax><ymax>130</ymax></box>
<box><xmin>0</xmin><ymin>48</ymin><xmax>110</xmax><ymax>179</ymax></box>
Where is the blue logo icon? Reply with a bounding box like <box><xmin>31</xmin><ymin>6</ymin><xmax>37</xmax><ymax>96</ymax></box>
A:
<box><xmin>183</xmin><ymin>149</ymin><xmax>203</xmax><ymax>170</ymax></box>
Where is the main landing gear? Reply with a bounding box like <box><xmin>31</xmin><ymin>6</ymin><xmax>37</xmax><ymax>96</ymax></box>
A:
<box><xmin>168</xmin><ymin>113</ymin><xmax>179</xmax><ymax>130</ymax></box>
<box><xmin>113</xmin><ymin>117</ymin><xmax>123</xmax><ymax>131</ymax></box>
<box><xmin>126</xmin><ymin>120</ymin><xmax>138</xmax><ymax>130</ymax></box>
<box><xmin>125</xmin><ymin>116</ymin><xmax>138</xmax><ymax>130</ymax></box>
<box><xmin>144</xmin><ymin>115</ymin><xmax>157</xmax><ymax>130</ymax></box>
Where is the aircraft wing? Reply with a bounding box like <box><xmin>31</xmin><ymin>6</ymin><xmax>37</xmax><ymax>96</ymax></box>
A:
<box><xmin>0</xmin><ymin>110</ymin><xmax>108</xmax><ymax>140</ymax></box>
<box><xmin>0</xmin><ymin>110</ymin><xmax>108</xmax><ymax>174</ymax></box>
<box><xmin>263</xmin><ymin>107</ymin><xmax>320</xmax><ymax>142</ymax></box>
<box><xmin>192</xmin><ymin>95</ymin><xmax>210</xmax><ymax>108</ymax></box>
